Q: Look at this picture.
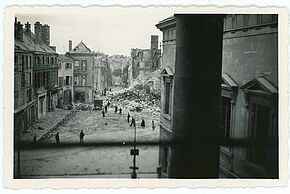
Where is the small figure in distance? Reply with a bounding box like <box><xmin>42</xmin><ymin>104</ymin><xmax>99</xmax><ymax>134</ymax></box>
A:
<box><xmin>127</xmin><ymin>113</ymin><xmax>130</xmax><ymax>123</ymax></box>
<box><xmin>80</xmin><ymin>130</ymin><xmax>85</xmax><ymax>143</ymax></box>
<box><xmin>141</xmin><ymin>119</ymin><xmax>145</xmax><ymax>129</ymax></box>
<box><xmin>33</xmin><ymin>134</ymin><xmax>37</xmax><ymax>143</ymax></box>
<box><xmin>55</xmin><ymin>132</ymin><xmax>60</xmax><ymax>144</ymax></box>
<box><xmin>130</xmin><ymin>117</ymin><xmax>136</xmax><ymax>128</ymax></box>
<box><xmin>119</xmin><ymin>107</ymin><xmax>122</xmax><ymax>115</ymax></box>
<box><xmin>152</xmin><ymin>120</ymin><xmax>156</xmax><ymax>131</ymax></box>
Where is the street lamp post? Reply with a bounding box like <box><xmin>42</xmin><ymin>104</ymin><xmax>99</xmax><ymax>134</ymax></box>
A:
<box><xmin>130</xmin><ymin>124</ymin><xmax>139</xmax><ymax>179</ymax></box>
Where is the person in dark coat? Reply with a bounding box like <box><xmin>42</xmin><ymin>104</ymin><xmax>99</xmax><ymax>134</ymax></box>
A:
<box><xmin>104</xmin><ymin>105</ymin><xmax>108</xmax><ymax>113</ymax></box>
<box><xmin>119</xmin><ymin>107</ymin><xmax>122</xmax><ymax>114</ymax></box>
<box><xmin>102</xmin><ymin>109</ymin><xmax>105</xmax><ymax>117</ymax></box>
<box><xmin>130</xmin><ymin>117</ymin><xmax>136</xmax><ymax>127</ymax></box>
<box><xmin>107</xmin><ymin>101</ymin><xmax>110</xmax><ymax>107</ymax></box>
<box><xmin>141</xmin><ymin>119</ymin><xmax>145</xmax><ymax>128</ymax></box>
<box><xmin>127</xmin><ymin>113</ymin><xmax>130</xmax><ymax>123</ymax></box>
<box><xmin>55</xmin><ymin>132</ymin><xmax>60</xmax><ymax>144</ymax></box>
<box><xmin>80</xmin><ymin>130</ymin><xmax>85</xmax><ymax>143</ymax></box>
<box><xmin>152</xmin><ymin>120</ymin><xmax>156</xmax><ymax>131</ymax></box>
<box><xmin>115</xmin><ymin>106</ymin><xmax>118</xmax><ymax>113</ymax></box>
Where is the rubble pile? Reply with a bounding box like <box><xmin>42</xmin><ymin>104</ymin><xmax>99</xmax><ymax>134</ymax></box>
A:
<box><xmin>110</xmin><ymin>69</ymin><xmax>161</xmax><ymax>115</ymax></box>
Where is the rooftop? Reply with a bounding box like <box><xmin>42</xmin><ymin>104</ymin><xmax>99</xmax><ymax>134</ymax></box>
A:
<box><xmin>14</xmin><ymin>30</ymin><xmax>56</xmax><ymax>54</ymax></box>
<box><xmin>68</xmin><ymin>41</ymin><xmax>92</xmax><ymax>54</ymax></box>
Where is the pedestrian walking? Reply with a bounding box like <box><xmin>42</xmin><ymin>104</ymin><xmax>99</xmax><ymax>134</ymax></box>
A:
<box><xmin>104</xmin><ymin>105</ymin><xmax>108</xmax><ymax>113</ymax></box>
<box><xmin>80</xmin><ymin>130</ymin><xmax>85</xmax><ymax>143</ymax></box>
<box><xmin>141</xmin><ymin>119</ymin><xmax>145</xmax><ymax>128</ymax></box>
<box><xmin>33</xmin><ymin>135</ymin><xmax>37</xmax><ymax>143</ymax></box>
<box><xmin>55</xmin><ymin>132</ymin><xmax>60</xmax><ymax>144</ymax></box>
<box><xmin>119</xmin><ymin>107</ymin><xmax>122</xmax><ymax>114</ymax></box>
<box><xmin>115</xmin><ymin>106</ymin><xmax>118</xmax><ymax>113</ymax></box>
<box><xmin>152</xmin><ymin>120</ymin><xmax>156</xmax><ymax>131</ymax></box>
<box><xmin>102</xmin><ymin>109</ymin><xmax>105</xmax><ymax>117</ymax></box>
<box><xmin>107</xmin><ymin>101</ymin><xmax>110</xmax><ymax>107</ymax></box>
<box><xmin>130</xmin><ymin>117</ymin><xmax>136</xmax><ymax>127</ymax></box>
<box><xmin>127</xmin><ymin>113</ymin><xmax>130</xmax><ymax>123</ymax></box>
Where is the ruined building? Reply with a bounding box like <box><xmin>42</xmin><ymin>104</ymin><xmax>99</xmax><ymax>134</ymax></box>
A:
<box><xmin>108</xmin><ymin>55</ymin><xmax>131</xmax><ymax>87</ymax></box>
<box><xmin>131</xmin><ymin>35</ymin><xmax>161</xmax><ymax>79</ymax></box>
<box><xmin>94</xmin><ymin>54</ymin><xmax>111</xmax><ymax>96</ymax></box>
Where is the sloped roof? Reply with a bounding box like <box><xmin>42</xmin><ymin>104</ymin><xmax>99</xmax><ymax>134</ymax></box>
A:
<box><xmin>161</xmin><ymin>67</ymin><xmax>174</xmax><ymax>76</ymax></box>
<box><xmin>68</xmin><ymin>41</ymin><xmax>92</xmax><ymax>54</ymax></box>
<box><xmin>240</xmin><ymin>76</ymin><xmax>278</xmax><ymax>95</ymax></box>
<box><xmin>222</xmin><ymin>73</ymin><xmax>238</xmax><ymax>88</ymax></box>
<box><xmin>14</xmin><ymin>32</ymin><xmax>56</xmax><ymax>54</ymax></box>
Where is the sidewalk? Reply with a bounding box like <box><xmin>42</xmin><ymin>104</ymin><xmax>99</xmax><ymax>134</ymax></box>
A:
<box><xmin>21</xmin><ymin>108</ymin><xmax>74</xmax><ymax>142</ymax></box>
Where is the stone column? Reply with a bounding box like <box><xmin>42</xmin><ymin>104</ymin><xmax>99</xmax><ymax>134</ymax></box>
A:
<box><xmin>169</xmin><ymin>14</ymin><xmax>224</xmax><ymax>178</ymax></box>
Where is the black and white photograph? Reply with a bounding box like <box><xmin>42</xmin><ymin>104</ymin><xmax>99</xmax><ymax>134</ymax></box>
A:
<box><xmin>3</xmin><ymin>5</ymin><xmax>288</xmax><ymax>187</ymax></box>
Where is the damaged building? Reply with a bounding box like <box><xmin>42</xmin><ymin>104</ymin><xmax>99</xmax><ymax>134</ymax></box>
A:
<box><xmin>131</xmin><ymin>35</ymin><xmax>161</xmax><ymax>79</ymax></box>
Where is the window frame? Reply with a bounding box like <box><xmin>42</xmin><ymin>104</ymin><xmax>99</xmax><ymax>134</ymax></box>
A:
<box><xmin>220</xmin><ymin>74</ymin><xmax>238</xmax><ymax>155</ymax></box>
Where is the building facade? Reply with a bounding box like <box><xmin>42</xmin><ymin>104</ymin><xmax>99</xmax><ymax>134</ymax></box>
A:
<box><xmin>57</xmin><ymin>54</ymin><xmax>74</xmax><ymax>108</ymax></box>
<box><xmin>67</xmin><ymin>41</ymin><xmax>95</xmax><ymax>103</ymax></box>
<box><xmin>131</xmin><ymin>35</ymin><xmax>161</xmax><ymax>79</ymax></box>
<box><xmin>220</xmin><ymin>14</ymin><xmax>278</xmax><ymax>178</ymax></box>
<box><xmin>94</xmin><ymin>55</ymin><xmax>111</xmax><ymax>95</ymax></box>
<box><xmin>156</xmin><ymin>14</ymin><xmax>278</xmax><ymax>178</ymax></box>
<box><xmin>108</xmin><ymin>55</ymin><xmax>130</xmax><ymax>87</ymax></box>
<box><xmin>14</xmin><ymin>19</ymin><xmax>37</xmax><ymax>136</ymax></box>
<box><xmin>155</xmin><ymin>16</ymin><xmax>176</xmax><ymax>178</ymax></box>
<box><xmin>32</xmin><ymin>21</ymin><xmax>59</xmax><ymax>119</ymax></box>
<box><xmin>14</xmin><ymin>18</ymin><xmax>58</xmax><ymax>138</ymax></box>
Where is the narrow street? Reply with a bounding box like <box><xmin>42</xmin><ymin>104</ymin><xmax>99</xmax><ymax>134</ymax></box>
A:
<box><xmin>19</xmin><ymin>100</ymin><xmax>160</xmax><ymax>178</ymax></box>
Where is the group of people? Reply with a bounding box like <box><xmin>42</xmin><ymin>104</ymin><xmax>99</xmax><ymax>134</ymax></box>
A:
<box><xmin>54</xmin><ymin>130</ymin><xmax>85</xmax><ymax>144</ymax></box>
<box><xmin>127</xmin><ymin>112</ymin><xmax>156</xmax><ymax>131</ymax></box>
<box><xmin>50</xmin><ymin>100</ymin><xmax>156</xmax><ymax>144</ymax></box>
<box><xmin>102</xmin><ymin>101</ymin><xmax>156</xmax><ymax>131</ymax></box>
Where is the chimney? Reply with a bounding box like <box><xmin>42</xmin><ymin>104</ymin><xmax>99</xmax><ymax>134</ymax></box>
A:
<box><xmin>69</xmin><ymin>40</ymin><xmax>72</xmax><ymax>51</ymax></box>
<box><xmin>41</xmin><ymin>24</ymin><xmax>50</xmax><ymax>45</ymax></box>
<box><xmin>150</xmin><ymin>35</ymin><xmax>159</xmax><ymax>51</ymax></box>
<box><xmin>34</xmin><ymin>21</ymin><xmax>42</xmax><ymax>42</ymax></box>
<box><xmin>14</xmin><ymin>18</ymin><xmax>23</xmax><ymax>42</ymax></box>
<box><xmin>14</xmin><ymin>17</ymin><xmax>17</xmax><ymax>40</ymax></box>
<box><xmin>24</xmin><ymin>22</ymin><xmax>31</xmax><ymax>36</ymax></box>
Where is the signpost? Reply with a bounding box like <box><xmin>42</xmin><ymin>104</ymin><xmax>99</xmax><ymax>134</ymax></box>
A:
<box><xmin>130</xmin><ymin>124</ymin><xmax>138</xmax><ymax>179</ymax></box>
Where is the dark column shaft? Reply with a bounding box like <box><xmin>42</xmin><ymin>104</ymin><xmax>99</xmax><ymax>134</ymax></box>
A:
<box><xmin>169</xmin><ymin>15</ymin><xmax>224</xmax><ymax>178</ymax></box>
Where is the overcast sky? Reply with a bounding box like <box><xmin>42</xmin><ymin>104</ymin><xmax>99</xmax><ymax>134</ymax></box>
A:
<box><xmin>15</xmin><ymin>7</ymin><xmax>195</xmax><ymax>56</ymax></box>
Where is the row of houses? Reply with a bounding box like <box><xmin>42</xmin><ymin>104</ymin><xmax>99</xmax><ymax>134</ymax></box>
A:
<box><xmin>156</xmin><ymin>14</ymin><xmax>278</xmax><ymax>178</ymax></box>
<box><xmin>14</xmin><ymin>18</ymin><xmax>111</xmax><ymax>136</ymax></box>
<box><xmin>14</xmin><ymin>18</ymin><xmax>58</xmax><ymax>136</ymax></box>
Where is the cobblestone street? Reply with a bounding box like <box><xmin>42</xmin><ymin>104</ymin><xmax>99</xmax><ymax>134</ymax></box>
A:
<box><xmin>19</xmin><ymin>105</ymin><xmax>160</xmax><ymax>178</ymax></box>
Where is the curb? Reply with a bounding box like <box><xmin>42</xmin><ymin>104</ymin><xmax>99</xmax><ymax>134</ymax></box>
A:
<box><xmin>38</xmin><ymin>109</ymin><xmax>77</xmax><ymax>142</ymax></box>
